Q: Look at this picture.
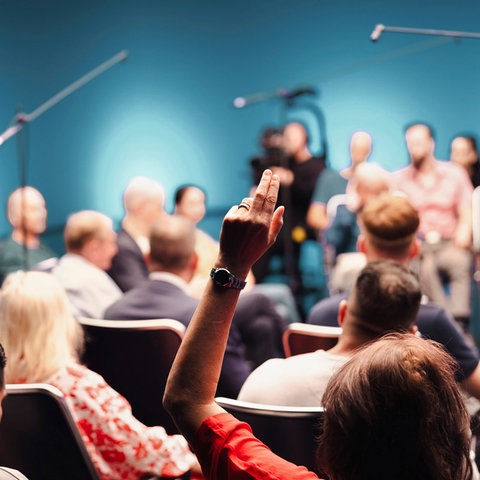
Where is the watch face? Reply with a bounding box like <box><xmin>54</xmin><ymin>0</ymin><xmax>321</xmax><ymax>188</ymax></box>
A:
<box><xmin>214</xmin><ymin>268</ymin><xmax>232</xmax><ymax>286</ymax></box>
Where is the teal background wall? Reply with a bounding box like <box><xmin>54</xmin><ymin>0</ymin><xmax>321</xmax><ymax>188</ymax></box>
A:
<box><xmin>1</xmin><ymin>0</ymin><xmax>479</xmax><ymax>253</ymax></box>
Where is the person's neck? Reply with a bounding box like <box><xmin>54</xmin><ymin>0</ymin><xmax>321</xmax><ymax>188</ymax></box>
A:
<box><xmin>151</xmin><ymin>266</ymin><xmax>193</xmax><ymax>284</ymax></box>
<box><xmin>294</xmin><ymin>147</ymin><xmax>312</xmax><ymax>163</ymax></box>
<box><xmin>327</xmin><ymin>334</ymin><xmax>362</xmax><ymax>356</ymax></box>
<box><xmin>413</xmin><ymin>155</ymin><xmax>436</xmax><ymax>173</ymax></box>
<box><xmin>11</xmin><ymin>229</ymin><xmax>39</xmax><ymax>248</ymax></box>
<box><xmin>365</xmin><ymin>252</ymin><xmax>409</xmax><ymax>267</ymax></box>
<box><xmin>122</xmin><ymin>216</ymin><xmax>148</xmax><ymax>239</ymax></box>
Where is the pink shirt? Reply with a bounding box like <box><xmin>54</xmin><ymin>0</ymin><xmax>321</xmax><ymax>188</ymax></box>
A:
<box><xmin>47</xmin><ymin>363</ymin><xmax>195</xmax><ymax>480</ymax></box>
<box><xmin>391</xmin><ymin>160</ymin><xmax>473</xmax><ymax>239</ymax></box>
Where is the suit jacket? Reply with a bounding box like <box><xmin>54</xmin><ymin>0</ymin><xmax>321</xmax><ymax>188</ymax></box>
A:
<box><xmin>104</xmin><ymin>278</ymin><xmax>250</xmax><ymax>397</ymax></box>
<box><xmin>108</xmin><ymin>229</ymin><xmax>149</xmax><ymax>292</ymax></box>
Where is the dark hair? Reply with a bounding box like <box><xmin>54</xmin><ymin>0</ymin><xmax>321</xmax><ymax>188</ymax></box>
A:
<box><xmin>347</xmin><ymin>260</ymin><xmax>421</xmax><ymax>336</ymax></box>
<box><xmin>317</xmin><ymin>333</ymin><xmax>473</xmax><ymax>480</ymax></box>
<box><xmin>0</xmin><ymin>344</ymin><xmax>6</xmax><ymax>389</ymax></box>
<box><xmin>452</xmin><ymin>134</ymin><xmax>479</xmax><ymax>155</ymax></box>
<box><xmin>174</xmin><ymin>185</ymin><xmax>207</xmax><ymax>207</ymax></box>
<box><xmin>404</xmin><ymin>122</ymin><xmax>435</xmax><ymax>140</ymax></box>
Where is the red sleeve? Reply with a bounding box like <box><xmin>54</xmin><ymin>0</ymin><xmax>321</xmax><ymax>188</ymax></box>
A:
<box><xmin>194</xmin><ymin>413</ymin><xmax>320</xmax><ymax>480</ymax></box>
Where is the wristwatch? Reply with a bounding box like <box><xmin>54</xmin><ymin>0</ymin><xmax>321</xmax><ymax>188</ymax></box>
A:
<box><xmin>210</xmin><ymin>267</ymin><xmax>247</xmax><ymax>290</ymax></box>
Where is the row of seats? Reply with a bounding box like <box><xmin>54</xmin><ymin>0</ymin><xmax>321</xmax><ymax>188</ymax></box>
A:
<box><xmin>0</xmin><ymin>319</ymin><xmax>338</xmax><ymax>478</ymax></box>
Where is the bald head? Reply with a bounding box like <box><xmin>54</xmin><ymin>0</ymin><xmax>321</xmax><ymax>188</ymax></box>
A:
<box><xmin>123</xmin><ymin>176</ymin><xmax>165</xmax><ymax>215</ymax></box>
<box><xmin>350</xmin><ymin>131</ymin><xmax>372</xmax><ymax>167</ymax></box>
<box><xmin>352</xmin><ymin>163</ymin><xmax>390</xmax><ymax>208</ymax></box>
<box><xmin>7</xmin><ymin>186</ymin><xmax>47</xmax><ymax>236</ymax></box>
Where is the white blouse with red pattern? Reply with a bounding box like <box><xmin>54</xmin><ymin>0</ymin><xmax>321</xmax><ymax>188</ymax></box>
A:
<box><xmin>47</xmin><ymin>363</ymin><xmax>195</xmax><ymax>480</ymax></box>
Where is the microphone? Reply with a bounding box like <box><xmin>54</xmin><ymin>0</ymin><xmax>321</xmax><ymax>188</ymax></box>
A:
<box><xmin>279</xmin><ymin>87</ymin><xmax>317</xmax><ymax>99</ymax></box>
<box><xmin>370</xmin><ymin>24</ymin><xmax>385</xmax><ymax>42</ymax></box>
<box><xmin>233</xmin><ymin>86</ymin><xmax>317</xmax><ymax>109</ymax></box>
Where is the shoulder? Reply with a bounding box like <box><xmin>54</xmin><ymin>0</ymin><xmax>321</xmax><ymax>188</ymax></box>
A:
<box><xmin>306</xmin><ymin>293</ymin><xmax>345</xmax><ymax>326</ymax></box>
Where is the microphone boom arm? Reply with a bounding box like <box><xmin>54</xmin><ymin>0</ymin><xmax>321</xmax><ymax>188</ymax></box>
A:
<box><xmin>0</xmin><ymin>49</ymin><xmax>128</xmax><ymax>146</ymax></box>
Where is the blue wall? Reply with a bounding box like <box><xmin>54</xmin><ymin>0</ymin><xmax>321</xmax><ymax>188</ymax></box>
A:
<box><xmin>1</xmin><ymin>0</ymin><xmax>479</xmax><ymax>253</ymax></box>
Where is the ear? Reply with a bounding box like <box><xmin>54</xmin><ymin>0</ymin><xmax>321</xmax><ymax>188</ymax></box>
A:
<box><xmin>408</xmin><ymin>238</ymin><xmax>420</xmax><ymax>259</ymax></box>
<box><xmin>144</xmin><ymin>251</ymin><xmax>152</xmax><ymax>267</ymax></box>
<box><xmin>357</xmin><ymin>234</ymin><xmax>367</xmax><ymax>254</ymax></box>
<box><xmin>189</xmin><ymin>251</ymin><xmax>199</xmax><ymax>272</ymax></box>
<box><xmin>337</xmin><ymin>299</ymin><xmax>348</xmax><ymax>327</ymax></box>
<box><xmin>409</xmin><ymin>324</ymin><xmax>418</xmax><ymax>335</ymax></box>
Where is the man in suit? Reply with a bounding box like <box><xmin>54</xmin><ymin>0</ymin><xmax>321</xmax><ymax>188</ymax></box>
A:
<box><xmin>108</xmin><ymin>176</ymin><xmax>166</xmax><ymax>292</ymax></box>
<box><xmin>105</xmin><ymin>215</ymin><xmax>286</xmax><ymax>398</ymax></box>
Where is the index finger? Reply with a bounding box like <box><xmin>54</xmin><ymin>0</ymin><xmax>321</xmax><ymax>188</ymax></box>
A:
<box><xmin>251</xmin><ymin>169</ymin><xmax>280</xmax><ymax>215</ymax></box>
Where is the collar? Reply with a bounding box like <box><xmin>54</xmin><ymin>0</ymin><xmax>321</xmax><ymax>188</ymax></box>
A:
<box><xmin>149</xmin><ymin>271</ymin><xmax>190</xmax><ymax>293</ymax></box>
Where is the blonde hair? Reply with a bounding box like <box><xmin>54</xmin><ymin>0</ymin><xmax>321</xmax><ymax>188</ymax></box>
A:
<box><xmin>0</xmin><ymin>271</ymin><xmax>83</xmax><ymax>383</ymax></box>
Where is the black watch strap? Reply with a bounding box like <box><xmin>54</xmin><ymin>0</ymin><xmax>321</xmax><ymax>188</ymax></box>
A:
<box><xmin>210</xmin><ymin>267</ymin><xmax>247</xmax><ymax>290</ymax></box>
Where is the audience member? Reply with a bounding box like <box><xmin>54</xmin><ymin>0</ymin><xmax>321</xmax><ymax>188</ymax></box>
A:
<box><xmin>249</xmin><ymin>127</ymin><xmax>286</xmax><ymax>190</ymax></box>
<box><xmin>0</xmin><ymin>186</ymin><xmax>56</xmax><ymax>284</ymax></box>
<box><xmin>105</xmin><ymin>215</ymin><xmax>286</xmax><ymax>398</ymax></box>
<box><xmin>450</xmin><ymin>135</ymin><xmax>480</xmax><ymax>188</ymax></box>
<box><xmin>163</xmin><ymin>170</ymin><xmax>474</xmax><ymax>480</ymax></box>
<box><xmin>339</xmin><ymin>130</ymin><xmax>373</xmax><ymax>180</ymax></box>
<box><xmin>392</xmin><ymin>123</ymin><xmax>473</xmax><ymax>329</ymax></box>
<box><xmin>52</xmin><ymin>210</ymin><xmax>122</xmax><ymax>318</ymax></box>
<box><xmin>251</xmin><ymin>122</ymin><xmax>325</xmax><ymax>311</ymax></box>
<box><xmin>108</xmin><ymin>176</ymin><xmax>166</xmax><ymax>292</ymax></box>
<box><xmin>0</xmin><ymin>343</ymin><xmax>29</xmax><ymax>480</ymax></box>
<box><xmin>238</xmin><ymin>260</ymin><xmax>420</xmax><ymax>405</ymax></box>
<box><xmin>305</xmin><ymin>130</ymin><xmax>372</xmax><ymax>234</ymax></box>
<box><xmin>307</xmin><ymin>194</ymin><xmax>480</xmax><ymax>400</ymax></box>
<box><xmin>325</xmin><ymin>162</ymin><xmax>390</xmax><ymax>293</ymax></box>
<box><xmin>0</xmin><ymin>271</ymin><xmax>195</xmax><ymax>480</ymax></box>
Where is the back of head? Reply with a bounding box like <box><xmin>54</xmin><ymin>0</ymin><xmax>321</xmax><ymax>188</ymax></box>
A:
<box><xmin>346</xmin><ymin>260</ymin><xmax>421</xmax><ymax>338</ymax></box>
<box><xmin>123</xmin><ymin>176</ymin><xmax>165</xmax><ymax>216</ymax></box>
<box><xmin>360</xmin><ymin>194</ymin><xmax>419</xmax><ymax>260</ymax></box>
<box><xmin>318</xmin><ymin>333</ymin><xmax>472</xmax><ymax>480</ymax></box>
<box><xmin>0</xmin><ymin>271</ymin><xmax>83</xmax><ymax>384</ymax></box>
<box><xmin>64</xmin><ymin>210</ymin><xmax>113</xmax><ymax>253</ymax></box>
<box><xmin>149</xmin><ymin>215</ymin><xmax>196</xmax><ymax>271</ymax></box>
<box><xmin>350</xmin><ymin>163</ymin><xmax>390</xmax><ymax>208</ymax></box>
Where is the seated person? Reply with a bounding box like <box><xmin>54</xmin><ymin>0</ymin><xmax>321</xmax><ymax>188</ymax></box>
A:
<box><xmin>0</xmin><ymin>271</ymin><xmax>196</xmax><ymax>480</ymax></box>
<box><xmin>0</xmin><ymin>343</ymin><xmax>28</xmax><ymax>480</ymax></box>
<box><xmin>105</xmin><ymin>215</ymin><xmax>286</xmax><ymax>398</ymax></box>
<box><xmin>307</xmin><ymin>194</ymin><xmax>480</xmax><ymax>401</ymax></box>
<box><xmin>325</xmin><ymin>162</ymin><xmax>390</xmax><ymax>293</ymax></box>
<box><xmin>238</xmin><ymin>260</ymin><xmax>420</xmax><ymax>406</ymax></box>
<box><xmin>108</xmin><ymin>176</ymin><xmax>166</xmax><ymax>292</ymax></box>
<box><xmin>52</xmin><ymin>210</ymin><xmax>123</xmax><ymax>318</ymax></box>
<box><xmin>163</xmin><ymin>170</ymin><xmax>474</xmax><ymax>480</ymax></box>
<box><xmin>0</xmin><ymin>186</ymin><xmax>56</xmax><ymax>284</ymax></box>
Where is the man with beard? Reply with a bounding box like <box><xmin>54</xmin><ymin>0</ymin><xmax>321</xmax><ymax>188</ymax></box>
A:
<box><xmin>392</xmin><ymin>123</ymin><xmax>473</xmax><ymax>331</ymax></box>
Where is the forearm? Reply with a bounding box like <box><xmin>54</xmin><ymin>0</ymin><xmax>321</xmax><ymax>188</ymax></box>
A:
<box><xmin>164</xmin><ymin>263</ymin><xmax>249</xmax><ymax>442</ymax></box>
<box><xmin>164</xmin><ymin>169</ymin><xmax>283</xmax><ymax>444</ymax></box>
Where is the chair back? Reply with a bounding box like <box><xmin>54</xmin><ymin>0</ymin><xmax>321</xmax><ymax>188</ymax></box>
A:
<box><xmin>283</xmin><ymin>322</ymin><xmax>341</xmax><ymax>357</ymax></box>
<box><xmin>215</xmin><ymin>396</ymin><xmax>324</xmax><ymax>474</ymax></box>
<box><xmin>78</xmin><ymin>317</ymin><xmax>185</xmax><ymax>434</ymax></box>
<box><xmin>0</xmin><ymin>383</ymin><xmax>99</xmax><ymax>480</ymax></box>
